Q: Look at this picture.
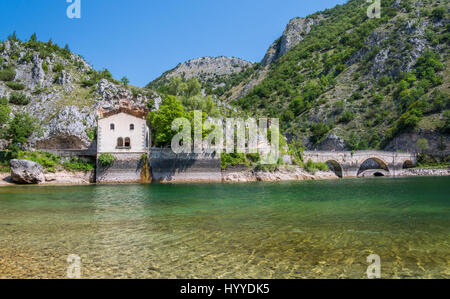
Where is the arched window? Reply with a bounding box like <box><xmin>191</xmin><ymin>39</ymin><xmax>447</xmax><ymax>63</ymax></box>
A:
<box><xmin>110</xmin><ymin>123</ymin><xmax>115</xmax><ymax>130</ymax></box>
<box><xmin>124</xmin><ymin>137</ymin><xmax>131</xmax><ymax>148</ymax></box>
<box><xmin>130</xmin><ymin>124</ymin><xmax>134</xmax><ymax>130</ymax></box>
<box><xmin>117</xmin><ymin>137</ymin><xmax>124</xmax><ymax>147</ymax></box>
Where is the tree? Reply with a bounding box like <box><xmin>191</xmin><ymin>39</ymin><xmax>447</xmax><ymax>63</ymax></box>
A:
<box><xmin>8</xmin><ymin>31</ymin><xmax>18</xmax><ymax>42</ymax></box>
<box><xmin>416</xmin><ymin>138</ymin><xmax>429</xmax><ymax>154</ymax></box>
<box><xmin>4</xmin><ymin>113</ymin><xmax>39</xmax><ymax>157</ymax></box>
<box><xmin>147</xmin><ymin>96</ymin><xmax>187</xmax><ymax>147</ymax></box>
<box><xmin>310</xmin><ymin>122</ymin><xmax>331</xmax><ymax>144</ymax></box>
<box><xmin>186</xmin><ymin>78</ymin><xmax>201</xmax><ymax>98</ymax></box>
<box><xmin>0</xmin><ymin>97</ymin><xmax>11</xmax><ymax>130</ymax></box>
<box><xmin>29</xmin><ymin>32</ymin><xmax>37</xmax><ymax>42</ymax></box>
<box><xmin>121</xmin><ymin>76</ymin><xmax>130</xmax><ymax>86</ymax></box>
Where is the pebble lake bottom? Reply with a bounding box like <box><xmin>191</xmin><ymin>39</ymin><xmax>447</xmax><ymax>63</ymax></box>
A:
<box><xmin>0</xmin><ymin>177</ymin><xmax>448</xmax><ymax>279</ymax></box>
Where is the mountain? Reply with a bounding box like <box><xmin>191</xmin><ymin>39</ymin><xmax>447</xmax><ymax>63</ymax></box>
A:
<box><xmin>0</xmin><ymin>38</ymin><xmax>155</xmax><ymax>150</ymax></box>
<box><xmin>146</xmin><ymin>16</ymin><xmax>320</xmax><ymax>103</ymax></box>
<box><xmin>147</xmin><ymin>0</ymin><xmax>449</xmax><ymax>153</ymax></box>
<box><xmin>1</xmin><ymin>0</ymin><xmax>448</xmax><ymax>155</ymax></box>
<box><xmin>147</xmin><ymin>56</ymin><xmax>253</xmax><ymax>91</ymax></box>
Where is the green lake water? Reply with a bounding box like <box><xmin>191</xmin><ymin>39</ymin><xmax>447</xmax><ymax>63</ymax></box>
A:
<box><xmin>0</xmin><ymin>177</ymin><xmax>449</xmax><ymax>279</ymax></box>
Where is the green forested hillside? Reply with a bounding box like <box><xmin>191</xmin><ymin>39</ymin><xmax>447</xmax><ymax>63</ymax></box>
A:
<box><xmin>226</xmin><ymin>0</ymin><xmax>449</xmax><ymax>151</ymax></box>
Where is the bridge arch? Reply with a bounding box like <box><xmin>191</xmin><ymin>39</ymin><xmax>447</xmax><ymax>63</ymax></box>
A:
<box><xmin>357</xmin><ymin>157</ymin><xmax>390</xmax><ymax>177</ymax></box>
<box><xmin>326</xmin><ymin>160</ymin><xmax>343</xmax><ymax>178</ymax></box>
<box><xmin>402</xmin><ymin>160</ymin><xmax>414</xmax><ymax>169</ymax></box>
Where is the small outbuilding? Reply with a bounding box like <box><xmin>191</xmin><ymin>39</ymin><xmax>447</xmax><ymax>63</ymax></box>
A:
<box><xmin>96</xmin><ymin>103</ymin><xmax>151</xmax><ymax>183</ymax></box>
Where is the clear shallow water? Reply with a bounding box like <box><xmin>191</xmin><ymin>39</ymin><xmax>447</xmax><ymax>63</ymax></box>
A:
<box><xmin>0</xmin><ymin>177</ymin><xmax>449</xmax><ymax>279</ymax></box>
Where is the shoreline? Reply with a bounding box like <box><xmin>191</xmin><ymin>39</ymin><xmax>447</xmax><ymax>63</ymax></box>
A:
<box><xmin>1</xmin><ymin>167</ymin><xmax>449</xmax><ymax>187</ymax></box>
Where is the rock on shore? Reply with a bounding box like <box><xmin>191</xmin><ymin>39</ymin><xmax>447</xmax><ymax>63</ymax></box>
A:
<box><xmin>399</xmin><ymin>168</ymin><xmax>450</xmax><ymax>177</ymax></box>
<box><xmin>222</xmin><ymin>166</ymin><xmax>338</xmax><ymax>183</ymax></box>
<box><xmin>10</xmin><ymin>159</ymin><xmax>45</xmax><ymax>184</ymax></box>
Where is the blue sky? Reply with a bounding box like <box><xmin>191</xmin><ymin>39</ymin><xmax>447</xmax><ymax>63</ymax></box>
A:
<box><xmin>0</xmin><ymin>0</ymin><xmax>346</xmax><ymax>87</ymax></box>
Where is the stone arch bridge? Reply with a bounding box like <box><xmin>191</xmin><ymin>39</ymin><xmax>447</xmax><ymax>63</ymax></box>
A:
<box><xmin>303</xmin><ymin>151</ymin><xmax>417</xmax><ymax>178</ymax></box>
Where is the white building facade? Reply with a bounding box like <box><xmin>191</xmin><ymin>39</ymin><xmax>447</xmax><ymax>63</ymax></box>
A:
<box><xmin>96</xmin><ymin>107</ymin><xmax>151</xmax><ymax>183</ymax></box>
<box><xmin>97</xmin><ymin>112</ymin><xmax>150</xmax><ymax>154</ymax></box>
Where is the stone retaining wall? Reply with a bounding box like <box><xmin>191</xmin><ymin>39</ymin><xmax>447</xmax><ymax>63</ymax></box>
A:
<box><xmin>96</xmin><ymin>153</ymin><xmax>146</xmax><ymax>183</ymax></box>
<box><xmin>149</xmin><ymin>148</ymin><xmax>221</xmax><ymax>182</ymax></box>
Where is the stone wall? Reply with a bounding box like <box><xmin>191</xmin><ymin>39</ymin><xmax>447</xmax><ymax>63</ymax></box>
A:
<box><xmin>96</xmin><ymin>153</ymin><xmax>146</xmax><ymax>183</ymax></box>
<box><xmin>41</xmin><ymin>149</ymin><xmax>96</xmax><ymax>163</ymax></box>
<box><xmin>149</xmin><ymin>148</ymin><xmax>221</xmax><ymax>183</ymax></box>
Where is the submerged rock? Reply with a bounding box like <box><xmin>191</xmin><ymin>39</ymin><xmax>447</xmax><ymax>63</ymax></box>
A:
<box><xmin>10</xmin><ymin>159</ymin><xmax>45</xmax><ymax>184</ymax></box>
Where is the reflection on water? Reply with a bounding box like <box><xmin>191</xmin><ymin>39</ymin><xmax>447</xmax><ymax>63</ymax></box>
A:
<box><xmin>0</xmin><ymin>177</ymin><xmax>449</xmax><ymax>278</ymax></box>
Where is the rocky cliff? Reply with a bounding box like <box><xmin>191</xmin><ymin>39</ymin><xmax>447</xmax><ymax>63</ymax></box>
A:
<box><xmin>147</xmin><ymin>56</ymin><xmax>252</xmax><ymax>90</ymax></box>
<box><xmin>0</xmin><ymin>39</ymin><xmax>154</xmax><ymax>150</ymax></box>
<box><xmin>262</xmin><ymin>17</ymin><xmax>320</xmax><ymax>67</ymax></box>
<box><xmin>147</xmin><ymin>16</ymin><xmax>320</xmax><ymax>102</ymax></box>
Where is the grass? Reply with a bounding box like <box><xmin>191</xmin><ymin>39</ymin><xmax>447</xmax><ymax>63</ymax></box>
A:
<box><xmin>414</xmin><ymin>162</ymin><xmax>450</xmax><ymax>169</ymax></box>
<box><xmin>0</xmin><ymin>163</ymin><xmax>10</xmax><ymax>173</ymax></box>
<box><xmin>63</xmin><ymin>157</ymin><xmax>95</xmax><ymax>172</ymax></box>
<box><xmin>302</xmin><ymin>159</ymin><xmax>329</xmax><ymax>174</ymax></box>
<box><xmin>15</xmin><ymin>151</ymin><xmax>95</xmax><ymax>173</ymax></box>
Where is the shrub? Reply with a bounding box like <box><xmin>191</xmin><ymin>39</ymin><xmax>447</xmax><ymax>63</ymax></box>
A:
<box><xmin>339</xmin><ymin>111</ymin><xmax>355</xmax><ymax>123</ymax></box>
<box><xmin>42</xmin><ymin>61</ymin><xmax>48</xmax><ymax>73</ymax></box>
<box><xmin>221</xmin><ymin>153</ymin><xmax>249</xmax><ymax>170</ymax></box>
<box><xmin>334</xmin><ymin>100</ymin><xmax>345</xmax><ymax>114</ymax></box>
<box><xmin>378</xmin><ymin>75</ymin><xmax>392</xmax><ymax>87</ymax></box>
<box><xmin>98</xmin><ymin>153</ymin><xmax>116</xmax><ymax>167</ymax></box>
<box><xmin>81</xmin><ymin>78</ymin><xmax>96</xmax><ymax>88</ymax></box>
<box><xmin>0</xmin><ymin>68</ymin><xmax>16</xmax><ymax>81</ymax></box>
<box><xmin>303</xmin><ymin>159</ymin><xmax>329</xmax><ymax>174</ymax></box>
<box><xmin>53</xmin><ymin>63</ymin><xmax>64</xmax><ymax>73</ymax></box>
<box><xmin>86</xmin><ymin>127</ymin><xmax>97</xmax><ymax>141</ymax></box>
<box><xmin>373</xmin><ymin>93</ymin><xmax>383</xmax><ymax>105</ymax></box>
<box><xmin>416</xmin><ymin>138</ymin><xmax>429</xmax><ymax>154</ymax></box>
<box><xmin>350</xmin><ymin>92</ymin><xmax>363</xmax><ymax>102</ymax></box>
<box><xmin>46</xmin><ymin>167</ymin><xmax>57</xmax><ymax>173</ymax></box>
<box><xmin>0</xmin><ymin>97</ymin><xmax>10</xmax><ymax>125</ymax></box>
<box><xmin>310</xmin><ymin>122</ymin><xmax>331</xmax><ymax>144</ymax></box>
<box><xmin>121</xmin><ymin>76</ymin><xmax>130</xmax><ymax>86</ymax></box>
<box><xmin>64</xmin><ymin>157</ymin><xmax>95</xmax><ymax>172</ymax></box>
<box><xmin>17</xmin><ymin>151</ymin><xmax>60</xmax><ymax>169</ymax></box>
<box><xmin>9</xmin><ymin>92</ymin><xmax>31</xmax><ymax>105</ymax></box>
<box><xmin>431</xmin><ymin>7</ymin><xmax>445</xmax><ymax>21</ymax></box>
<box><xmin>439</xmin><ymin>111</ymin><xmax>450</xmax><ymax>134</ymax></box>
<box><xmin>6</xmin><ymin>81</ymin><xmax>25</xmax><ymax>91</ymax></box>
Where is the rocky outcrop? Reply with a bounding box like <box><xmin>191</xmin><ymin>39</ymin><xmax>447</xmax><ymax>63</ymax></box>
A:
<box><xmin>10</xmin><ymin>159</ymin><xmax>45</xmax><ymax>184</ymax></box>
<box><xmin>348</xmin><ymin>17</ymin><xmax>434</xmax><ymax>79</ymax></box>
<box><xmin>151</xmin><ymin>56</ymin><xmax>253</xmax><ymax>87</ymax></box>
<box><xmin>384</xmin><ymin>129</ymin><xmax>450</xmax><ymax>153</ymax></box>
<box><xmin>55</xmin><ymin>70</ymin><xmax>72</xmax><ymax>86</ymax></box>
<box><xmin>31</xmin><ymin>54</ymin><xmax>45</xmax><ymax>88</ymax></box>
<box><xmin>262</xmin><ymin>17</ymin><xmax>319</xmax><ymax>66</ymax></box>
<box><xmin>32</xmin><ymin>105</ymin><xmax>96</xmax><ymax>150</ymax></box>
<box><xmin>313</xmin><ymin>134</ymin><xmax>346</xmax><ymax>151</ymax></box>
<box><xmin>44</xmin><ymin>170</ymin><xmax>95</xmax><ymax>184</ymax></box>
<box><xmin>0</xmin><ymin>40</ymin><xmax>153</xmax><ymax>152</ymax></box>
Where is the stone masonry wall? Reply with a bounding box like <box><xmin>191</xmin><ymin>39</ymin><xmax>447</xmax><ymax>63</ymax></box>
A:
<box><xmin>149</xmin><ymin>148</ymin><xmax>222</xmax><ymax>183</ymax></box>
<box><xmin>96</xmin><ymin>153</ymin><xmax>145</xmax><ymax>183</ymax></box>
